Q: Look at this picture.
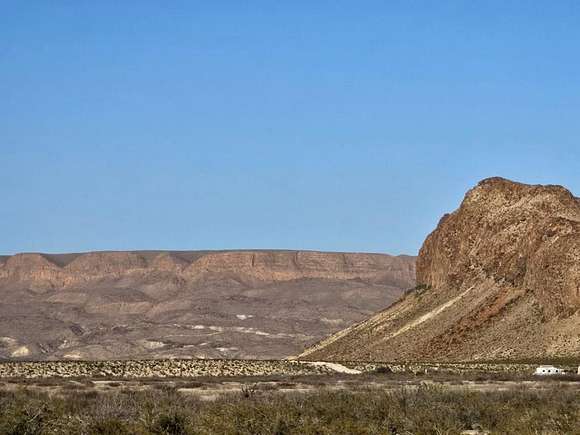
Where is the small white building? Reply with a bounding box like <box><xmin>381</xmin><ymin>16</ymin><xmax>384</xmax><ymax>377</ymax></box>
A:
<box><xmin>534</xmin><ymin>365</ymin><xmax>564</xmax><ymax>376</ymax></box>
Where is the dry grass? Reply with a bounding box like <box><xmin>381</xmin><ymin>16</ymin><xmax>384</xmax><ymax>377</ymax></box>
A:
<box><xmin>0</xmin><ymin>383</ymin><xmax>578</xmax><ymax>434</ymax></box>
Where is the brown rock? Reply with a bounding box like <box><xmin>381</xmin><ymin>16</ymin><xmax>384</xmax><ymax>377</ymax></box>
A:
<box><xmin>300</xmin><ymin>178</ymin><xmax>580</xmax><ymax>362</ymax></box>
<box><xmin>0</xmin><ymin>249</ymin><xmax>415</xmax><ymax>360</ymax></box>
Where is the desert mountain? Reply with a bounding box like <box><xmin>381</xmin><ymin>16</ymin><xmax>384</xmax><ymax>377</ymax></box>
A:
<box><xmin>300</xmin><ymin>178</ymin><xmax>580</xmax><ymax>362</ymax></box>
<box><xmin>0</xmin><ymin>250</ymin><xmax>415</xmax><ymax>360</ymax></box>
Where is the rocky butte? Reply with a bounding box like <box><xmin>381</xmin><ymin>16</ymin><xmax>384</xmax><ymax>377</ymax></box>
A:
<box><xmin>300</xmin><ymin>177</ymin><xmax>580</xmax><ymax>362</ymax></box>
<box><xmin>0</xmin><ymin>250</ymin><xmax>415</xmax><ymax>360</ymax></box>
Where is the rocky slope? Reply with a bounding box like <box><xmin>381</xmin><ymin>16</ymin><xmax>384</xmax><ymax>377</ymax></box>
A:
<box><xmin>0</xmin><ymin>250</ymin><xmax>415</xmax><ymax>360</ymax></box>
<box><xmin>300</xmin><ymin>178</ymin><xmax>580</xmax><ymax>362</ymax></box>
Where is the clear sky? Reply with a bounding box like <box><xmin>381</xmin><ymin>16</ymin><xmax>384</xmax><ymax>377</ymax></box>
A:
<box><xmin>1</xmin><ymin>1</ymin><xmax>579</xmax><ymax>256</ymax></box>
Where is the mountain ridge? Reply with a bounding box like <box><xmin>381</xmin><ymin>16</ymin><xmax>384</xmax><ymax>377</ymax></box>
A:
<box><xmin>0</xmin><ymin>249</ymin><xmax>415</xmax><ymax>361</ymax></box>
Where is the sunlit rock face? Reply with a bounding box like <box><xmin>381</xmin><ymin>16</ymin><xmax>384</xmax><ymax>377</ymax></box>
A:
<box><xmin>301</xmin><ymin>178</ymin><xmax>580</xmax><ymax>362</ymax></box>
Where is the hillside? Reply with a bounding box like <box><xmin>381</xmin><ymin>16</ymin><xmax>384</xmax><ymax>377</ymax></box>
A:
<box><xmin>300</xmin><ymin>178</ymin><xmax>580</xmax><ymax>362</ymax></box>
<box><xmin>0</xmin><ymin>250</ymin><xmax>415</xmax><ymax>360</ymax></box>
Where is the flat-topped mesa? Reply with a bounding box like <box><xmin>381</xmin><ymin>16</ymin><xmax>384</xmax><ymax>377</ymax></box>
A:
<box><xmin>417</xmin><ymin>177</ymin><xmax>580</xmax><ymax>312</ymax></box>
<box><xmin>186</xmin><ymin>251</ymin><xmax>414</xmax><ymax>285</ymax></box>
<box><xmin>0</xmin><ymin>249</ymin><xmax>416</xmax><ymax>360</ymax></box>
<box><xmin>0</xmin><ymin>249</ymin><xmax>416</xmax><ymax>291</ymax></box>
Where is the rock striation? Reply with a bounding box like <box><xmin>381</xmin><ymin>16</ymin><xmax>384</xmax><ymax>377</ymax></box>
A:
<box><xmin>300</xmin><ymin>178</ymin><xmax>580</xmax><ymax>362</ymax></box>
<box><xmin>0</xmin><ymin>249</ymin><xmax>415</xmax><ymax>360</ymax></box>
<box><xmin>0</xmin><ymin>250</ymin><xmax>413</xmax><ymax>291</ymax></box>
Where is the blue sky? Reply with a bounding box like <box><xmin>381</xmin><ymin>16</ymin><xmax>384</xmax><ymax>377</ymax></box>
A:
<box><xmin>1</xmin><ymin>1</ymin><xmax>579</xmax><ymax>255</ymax></box>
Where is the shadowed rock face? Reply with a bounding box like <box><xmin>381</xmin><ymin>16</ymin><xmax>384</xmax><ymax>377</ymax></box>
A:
<box><xmin>0</xmin><ymin>249</ymin><xmax>415</xmax><ymax>360</ymax></box>
<box><xmin>300</xmin><ymin>178</ymin><xmax>580</xmax><ymax>362</ymax></box>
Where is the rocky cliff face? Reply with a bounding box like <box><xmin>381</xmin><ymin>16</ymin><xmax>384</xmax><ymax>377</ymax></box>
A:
<box><xmin>0</xmin><ymin>250</ymin><xmax>413</xmax><ymax>291</ymax></box>
<box><xmin>0</xmin><ymin>250</ymin><xmax>415</xmax><ymax>360</ymax></box>
<box><xmin>417</xmin><ymin>177</ymin><xmax>580</xmax><ymax>312</ymax></box>
<box><xmin>300</xmin><ymin>178</ymin><xmax>580</xmax><ymax>362</ymax></box>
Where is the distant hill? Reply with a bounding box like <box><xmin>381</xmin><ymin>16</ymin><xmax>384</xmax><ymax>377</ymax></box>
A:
<box><xmin>0</xmin><ymin>249</ymin><xmax>415</xmax><ymax>360</ymax></box>
<box><xmin>300</xmin><ymin>178</ymin><xmax>580</xmax><ymax>362</ymax></box>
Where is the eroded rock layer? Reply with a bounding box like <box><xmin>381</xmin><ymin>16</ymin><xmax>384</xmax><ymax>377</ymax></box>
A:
<box><xmin>0</xmin><ymin>250</ymin><xmax>415</xmax><ymax>360</ymax></box>
<box><xmin>300</xmin><ymin>178</ymin><xmax>580</xmax><ymax>362</ymax></box>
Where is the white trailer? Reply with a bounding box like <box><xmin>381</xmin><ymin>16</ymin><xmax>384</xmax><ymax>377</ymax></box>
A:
<box><xmin>534</xmin><ymin>365</ymin><xmax>563</xmax><ymax>375</ymax></box>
